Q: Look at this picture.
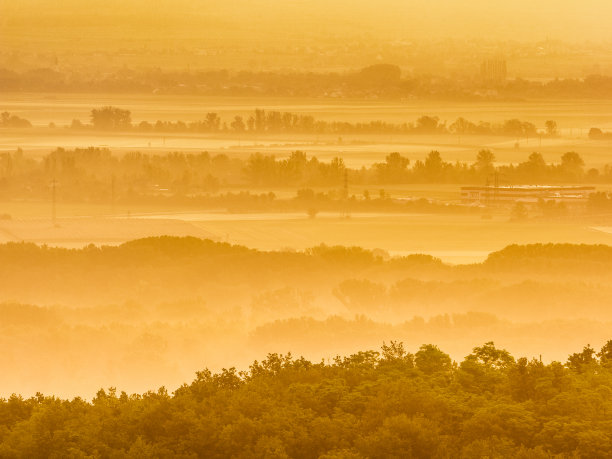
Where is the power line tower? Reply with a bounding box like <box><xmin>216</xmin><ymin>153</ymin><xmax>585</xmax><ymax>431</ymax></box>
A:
<box><xmin>483</xmin><ymin>171</ymin><xmax>502</xmax><ymax>219</ymax></box>
<box><xmin>343</xmin><ymin>169</ymin><xmax>348</xmax><ymax>198</ymax></box>
<box><xmin>50</xmin><ymin>155</ymin><xmax>58</xmax><ymax>226</ymax></box>
<box><xmin>493</xmin><ymin>171</ymin><xmax>500</xmax><ymax>204</ymax></box>
<box><xmin>51</xmin><ymin>177</ymin><xmax>57</xmax><ymax>225</ymax></box>
<box><xmin>111</xmin><ymin>175</ymin><xmax>116</xmax><ymax>215</ymax></box>
<box><xmin>484</xmin><ymin>175</ymin><xmax>491</xmax><ymax>209</ymax></box>
<box><xmin>342</xmin><ymin>169</ymin><xmax>350</xmax><ymax>219</ymax></box>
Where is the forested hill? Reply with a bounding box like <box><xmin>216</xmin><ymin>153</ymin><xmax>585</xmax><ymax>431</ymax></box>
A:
<box><xmin>1</xmin><ymin>341</ymin><xmax>612</xmax><ymax>458</ymax></box>
<box><xmin>3</xmin><ymin>236</ymin><xmax>612</xmax><ymax>269</ymax></box>
<box><xmin>1</xmin><ymin>237</ymin><xmax>611</xmax><ymax>306</ymax></box>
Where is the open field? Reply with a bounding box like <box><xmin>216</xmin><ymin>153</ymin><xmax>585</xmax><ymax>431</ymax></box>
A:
<box><xmin>118</xmin><ymin>212</ymin><xmax>612</xmax><ymax>261</ymax></box>
<box><xmin>5</xmin><ymin>93</ymin><xmax>612</xmax><ymax>128</ymax></box>
<box><xmin>3</xmin><ymin>94</ymin><xmax>612</xmax><ymax>167</ymax></box>
<box><xmin>3</xmin><ymin>206</ymin><xmax>612</xmax><ymax>263</ymax></box>
<box><xmin>3</xmin><ymin>128</ymin><xmax>612</xmax><ymax>167</ymax></box>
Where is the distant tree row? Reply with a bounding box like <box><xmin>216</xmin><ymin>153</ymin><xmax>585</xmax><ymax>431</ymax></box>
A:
<box><xmin>1</xmin><ymin>340</ymin><xmax>612</xmax><ymax>457</ymax></box>
<box><xmin>228</xmin><ymin>149</ymin><xmax>595</xmax><ymax>186</ymax></box>
<box><xmin>2</xmin><ymin>64</ymin><xmax>612</xmax><ymax>99</ymax></box>
<box><xmin>0</xmin><ymin>112</ymin><xmax>31</xmax><ymax>128</ymax></box>
<box><xmin>588</xmin><ymin>191</ymin><xmax>612</xmax><ymax>212</ymax></box>
<box><xmin>588</xmin><ymin>127</ymin><xmax>612</xmax><ymax>140</ymax></box>
<box><xmin>0</xmin><ymin>148</ymin><xmax>608</xmax><ymax>206</ymax></box>
<box><xmin>78</xmin><ymin>106</ymin><xmax>545</xmax><ymax>137</ymax></box>
<box><xmin>8</xmin><ymin>107</ymin><xmax>612</xmax><ymax>140</ymax></box>
<box><xmin>1</xmin><ymin>237</ymin><xmax>611</xmax><ymax>309</ymax></box>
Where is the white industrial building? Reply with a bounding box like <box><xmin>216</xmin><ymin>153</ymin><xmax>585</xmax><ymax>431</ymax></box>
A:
<box><xmin>461</xmin><ymin>185</ymin><xmax>596</xmax><ymax>206</ymax></box>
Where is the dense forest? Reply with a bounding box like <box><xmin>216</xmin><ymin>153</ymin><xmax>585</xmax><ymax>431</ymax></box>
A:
<box><xmin>3</xmin><ymin>237</ymin><xmax>612</xmax><ymax>312</ymax></box>
<box><xmin>2</xmin><ymin>237</ymin><xmax>612</xmax><ymax>398</ymax></box>
<box><xmin>1</xmin><ymin>340</ymin><xmax>612</xmax><ymax>458</ymax></box>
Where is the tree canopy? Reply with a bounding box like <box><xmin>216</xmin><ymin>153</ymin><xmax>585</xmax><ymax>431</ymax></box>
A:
<box><xmin>1</xmin><ymin>341</ymin><xmax>612</xmax><ymax>458</ymax></box>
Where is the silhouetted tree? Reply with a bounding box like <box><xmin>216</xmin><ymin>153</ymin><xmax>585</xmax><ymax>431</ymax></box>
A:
<box><xmin>91</xmin><ymin>106</ymin><xmax>132</xmax><ymax>130</ymax></box>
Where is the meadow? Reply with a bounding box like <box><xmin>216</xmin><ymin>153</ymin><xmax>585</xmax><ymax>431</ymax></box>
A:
<box><xmin>2</xmin><ymin>201</ymin><xmax>612</xmax><ymax>263</ymax></box>
<box><xmin>3</xmin><ymin>94</ymin><xmax>612</xmax><ymax>167</ymax></box>
<box><xmin>5</xmin><ymin>93</ymin><xmax>612</xmax><ymax>128</ymax></box>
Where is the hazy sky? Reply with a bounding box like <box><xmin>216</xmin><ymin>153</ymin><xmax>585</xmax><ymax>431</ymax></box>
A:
<box><xmin>2</xmin><ymin>0</ymin><xmax>612</xmax><ymax>43</ymax></box>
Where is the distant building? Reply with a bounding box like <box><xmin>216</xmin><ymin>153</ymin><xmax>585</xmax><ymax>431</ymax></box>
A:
<box><xmin>461</xmin><ymin>185</ymin><xmax>595</xmax><ymax>206</ymax></box>
<box><xmin>481</xmin><ymin>58</ymin><xmax>507</xmax><ymax>85</ymax></box>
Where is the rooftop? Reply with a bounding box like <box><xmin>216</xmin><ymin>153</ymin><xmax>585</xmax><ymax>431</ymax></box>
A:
<box><xmin>461</xmin><ymin>185</ymin><xmax>595</xmax><ymax>190</ymax></box>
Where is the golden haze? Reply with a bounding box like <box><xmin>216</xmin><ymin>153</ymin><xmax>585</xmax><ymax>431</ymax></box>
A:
<box><xmin>1</xmin><ymin>1</ymin><xmax>612</xmax><ymax>457</ymax></box>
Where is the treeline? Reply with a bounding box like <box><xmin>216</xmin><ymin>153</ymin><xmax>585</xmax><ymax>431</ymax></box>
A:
<box><xmin>589</xmin><ymin>127</ymin><xmax>612</xmax><ymax>140</ymax></box>
<box><xmin>2</xmin><ymin>63</ymin><xmax>612</xmax><ymax>99</ymax></box>
<box><xmin>12</xmin><ymin>105</ymin><xmax>612</xmax><ymax>142</ymax></box>
<box><xmin>0</xmin><ymin>112</ymin><xmax>31</xmax><ymax>128</ymax></box>
<box><xmin>3</xmin><ymin>295</ymin><xmax>612</xmax><ymax>399</ymax></box>
<box><xmin>2</xmin><ymin>106</ymin><xmax>555</xmax><ymax>137</ymax></box>
<box><xmin>2</xmin><ymin>341</ymin><xmax>612</xmax><ymax>457</ymax></box>
<box><xmin>0</xmin><ymin>147</ymin><xmax>609</xmax><ymax>206</ymax></box>
<box><xmin>76</xmin><ymin>106</ymin><xmax>544</xmax><ymax>137</ymax></box>
<box><xmin>1</xmin><ymin>237</ymin><xmax>612</xmax><ymax>309</ymax></box>
<box><xmin>332</xmin><ymin>276</ymin><xmax>612</xmax><ymax>322</ymax></box>
<box><xmin>2</xmin><ymin>237</ymin><xmax>612</xmax><ymax>398</ymax></box>
<box><xmin>587</xmin><ymin>192</ymin><xmax>612</xmax><ymax>212</ymax></box>
<box><xmin>243</xmin><ymin>150</ymin><xmax>598</xmax><ymax>186</ymax></box>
